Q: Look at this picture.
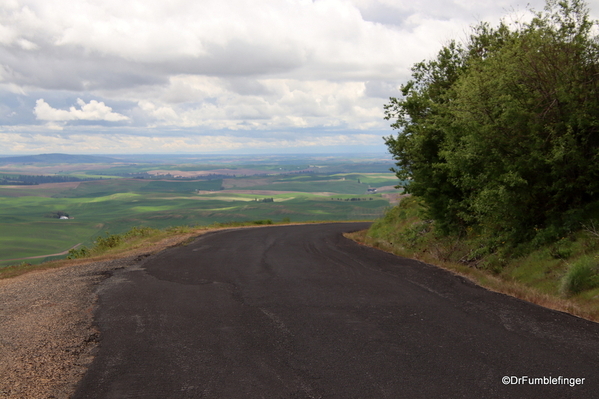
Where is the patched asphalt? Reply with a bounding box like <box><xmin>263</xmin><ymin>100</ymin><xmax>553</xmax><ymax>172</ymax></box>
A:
<box><xmin>74</xmin><ymin>223</ymin><xmax>599</xmax><ymax>398</ymax></box>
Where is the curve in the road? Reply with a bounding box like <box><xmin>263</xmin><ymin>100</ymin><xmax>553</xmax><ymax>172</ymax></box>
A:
<box><xmin>74</xmin><ymin>223</ymin><xmax>599</xmax><ymax>398</ymax></box>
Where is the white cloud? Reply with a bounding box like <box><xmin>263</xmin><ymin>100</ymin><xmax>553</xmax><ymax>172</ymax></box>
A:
<box><xmin>2</xmin><ymin>0</ymin><xmax>599</xmax><ymax>153</ymax></box>
<box><xmin>34</xmin><ymin>98</ymin><xmax>129</xmax><ymax>122</ymax></box>
<box><xmin>128</xmin><ymin>77</ymin><xmax>385</xmax><ymax>131</ymax></box>
<box><xmin>16</xmin><ymin>38</ymin><xmax>37</xmax><ymax>50</ymax></box>
<box><xmin>0</xmin><ymin>130</ymin><xmax>385</xmax><ymax>154</ymax></box>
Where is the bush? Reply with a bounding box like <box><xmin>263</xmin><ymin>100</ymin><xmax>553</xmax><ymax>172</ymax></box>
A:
<box><xmin>549</xmin><ymin>240</ymin><xmax>573</xmax><ymax>259</ymax></box>
<box><xmin>94</xmin><ymin>233</ymin><xmax>123</xmax><ymax>250</ymax></box>
<box><xmin>253</xmin><ymin>219</ymin><xmax>273</xmax><ymax>225</ymax></box>
<box><xmin>67</xmin><ymin>246</ymin><xmax>90</xmax><ymax>259</ymax></box>
<box><xmin>400</xmin><ymin>220</ymin><xmax>432</xmax><ymax>247</ymax></box>
<box><xmin>561</xmin><ymin>256</ymin><xmax>599</xmax><ymax>295</ymax></box>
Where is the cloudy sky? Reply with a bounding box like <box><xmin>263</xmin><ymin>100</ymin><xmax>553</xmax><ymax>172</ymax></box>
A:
<box><xmin>1</xmin><ymin>0</ymin><xmax>597</xmax><ymax>154</ymax></box>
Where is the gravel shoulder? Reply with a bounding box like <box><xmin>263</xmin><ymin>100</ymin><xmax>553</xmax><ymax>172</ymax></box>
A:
<box><xmin>0</xmin><ymin>234</ymin><xmax>198</xmax><ymax>399</ymax></box>
<box><xmin>0</xmin><ymin>257</ymin><xmax>135</xmax><ymax>398</ymax></box>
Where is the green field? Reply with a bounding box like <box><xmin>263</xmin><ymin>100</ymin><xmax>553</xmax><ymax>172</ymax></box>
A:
<box><xmin>0</xmin><ymin>154</ymin><xmax>399</xmax><ymax>266</ymax></box>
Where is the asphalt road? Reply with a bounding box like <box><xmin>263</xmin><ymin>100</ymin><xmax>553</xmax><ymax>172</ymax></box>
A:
<box><xmin>74</xmin><ymin>223</ymin><xmax>599</xmax><ymax>398</ymax></box>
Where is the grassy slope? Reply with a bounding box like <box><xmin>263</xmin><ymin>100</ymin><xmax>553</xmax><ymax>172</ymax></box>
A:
<box><xmin>349</xmin><ymin>197</ymin><xmax>599</xmax><ymax>322</ymax></box>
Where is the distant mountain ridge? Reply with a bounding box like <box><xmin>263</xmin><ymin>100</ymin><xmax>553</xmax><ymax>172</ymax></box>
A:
<box><xmin>0</xmin><ymin>153</ymin><xmax>123</xmax><ymax>164</ymax></box>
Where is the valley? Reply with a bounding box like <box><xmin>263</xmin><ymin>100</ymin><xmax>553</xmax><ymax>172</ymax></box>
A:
<box><xmin>0</xmin><ymin>153</ymin><xmax>400</xmax><ymax>266</ymax></box>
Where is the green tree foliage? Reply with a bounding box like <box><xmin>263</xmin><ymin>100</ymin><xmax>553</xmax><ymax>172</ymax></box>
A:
<box><xmin>385</xmin><ymin>0</ymin><xmax>599</xmax><ymax>246</ymax></box>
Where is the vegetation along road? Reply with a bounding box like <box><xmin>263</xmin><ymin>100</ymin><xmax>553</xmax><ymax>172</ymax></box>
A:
<box><xmin>73</xmin><ymin>223</ymin><xmax>599</xmax><ymax>398</ymax></box>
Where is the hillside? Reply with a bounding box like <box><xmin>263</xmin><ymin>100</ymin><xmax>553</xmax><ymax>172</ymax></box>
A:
<box><xmin>0</xmin><ymin>153</ymin><xmax>123</xmax><ymax>165</ymax></box>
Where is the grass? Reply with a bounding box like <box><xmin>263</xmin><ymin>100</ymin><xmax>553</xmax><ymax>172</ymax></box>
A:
<box><xmin>243</xmin><ymin>180</ymin><xmax>367</xmax><ymax>194</ymax></box>
<box><xmin>347</xmin><ymin>197</ymin><xmax>599</xmax><ymax>322</ymax></box>
<box><xmin>560</xmin><ymin>256</ymin><xmax>599</xmax><ymax>296</ymax></box>
<box><xmin>330</xmin><ymin>173</ymin><xmax>400</xmax><ymax>187</ymax></box>
<box><xmin>137</xmin><ymin>180</ymin><xmax>222</xmax><ymax>193</ymax></box>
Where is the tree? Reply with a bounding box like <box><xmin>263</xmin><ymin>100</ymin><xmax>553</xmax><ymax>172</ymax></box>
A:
<box><xmin>384</xmin><ymin>40</ymin><xmax>470</xmax><ymax>233</ymax></box>
<box><xmin>385</xmin><ymin>0</ymin><xmax>599</xmax><ymax>245</ymax></box>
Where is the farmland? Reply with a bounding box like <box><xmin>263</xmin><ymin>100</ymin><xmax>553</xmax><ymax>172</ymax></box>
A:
<box><xmin>0</xmin><ymin>154</ymin><xmax>401</xmax><ymax>266</ymax></box>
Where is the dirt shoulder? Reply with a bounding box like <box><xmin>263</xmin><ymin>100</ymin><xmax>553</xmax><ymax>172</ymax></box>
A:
<box><xmin>0</xmin><ymin>257</ymin><xmax>129</xmax><ymax>398</ymax></box>
<box><xmin>0</xmin><ymin>233</ymin><xmax>201</xmax><ymax>399</ymax></box>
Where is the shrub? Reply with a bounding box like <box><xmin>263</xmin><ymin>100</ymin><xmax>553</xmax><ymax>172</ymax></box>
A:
<box><xmin>561</xmin><ymin>256</ymin><xmax>599</xmax><ymax>295</ymax></box>
<box><xmin>549</xmin><ymin>242</ymin><xmax>573</xmax><ymax>259</ymax></box>
<box><xmin>67</xmin><ymin>246</ymin><xmax>90</xmax><ymax>259</ymax></box>
<box><xmin>399</xmin><ymin>220</ymin><xmax>432</xmax><ymax>247</ymax></box>
<box><xmin>253</xmin><ymin>219</ymin><xmax>273</xmax><ymax>225</ymax></box>
<box><xmin>94</xmin><ymin>233</ymin><xmax>123</xmax><ymax>250</ymax></box>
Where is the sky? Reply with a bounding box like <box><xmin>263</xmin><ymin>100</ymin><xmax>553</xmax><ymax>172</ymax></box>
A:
<box><xmin>1</xmin><ymin>0</ymin><xmax>598</xmax><ymax>155</ymax></box>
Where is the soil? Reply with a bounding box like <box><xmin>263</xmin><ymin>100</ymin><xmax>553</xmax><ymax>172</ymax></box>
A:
<box><xmin>0</xmin><ymin>235</ymin><xmax>197</xmax><ymax>399</ymax></box>
<box><xmin>0</xmin><ymin>257</ymin><xmax>137</xmax><ymax>398</ymax></box>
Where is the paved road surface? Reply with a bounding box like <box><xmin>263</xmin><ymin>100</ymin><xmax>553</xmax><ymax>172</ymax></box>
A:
<box><xmin>74</xmin><ymin>223</ymin><xmax>599</xmax><ymax>398</ymax></box>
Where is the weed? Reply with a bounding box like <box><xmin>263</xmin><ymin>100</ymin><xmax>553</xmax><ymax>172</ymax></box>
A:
<box><xmin>210</xmin><ymin>221</ymin><xmax>247</xmax><ymax>228</ymax></box>
<box><xmin>561</xmin><ymin>256</ymin><xmax>599</xmax><ymax>296</ymax></box>
<box><xmin>253</xmin><ymin>219</ymin><xmax>273</xmax><ymax>225</ymax></box>
<box><xmin>124</xmin><ymin>227</ymin><xmax>158</xmax><ymax>238</ymax></box>
<box><xmin>459</xmin><ymin>245</ymin><xmax>489</xmax><ymax>266</ymax></box>
<box><xmin>480</xmin><ymin>253</ymin><xmax>507</xmax><ymax>274</ymax></box>
<box><xmin>0</xmin><ymin>262</ymin><xmax>34</xmax><ymax>279</ymax></box>
<box><xmin>400</xmin><ymin>220</ymin><xmax>432</xmax><ymax>247</ymax></box>
<box><xmin>549</xmin><ymin>238</ymin><xmax>573</xmax><ymax>259</ymax></box>
<box><xmin>94</xmin><ymin>233</ymin><xmax>123</xmax><ymax>250</ymax></box>
<box><xmin>165</xmin><ymin>226</ymin><xmax>191</xmax><ymax>234</ymax></box>
<box><xmin>11</xmin><ymin>261</ymin><xmax>31</xmax><ymax>268</ymax></box>
<box><xmin>549</xmin><ymin>246</ymin><xmax>573</xmax><ymax>259</ymax></box>
<box><xmin>67</xmin><ymin>246</ymin><xmax>90</xmax><ymax>259</ymax></box>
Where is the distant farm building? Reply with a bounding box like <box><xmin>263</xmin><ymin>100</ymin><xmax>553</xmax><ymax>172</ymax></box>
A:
<box><xmin>367</xmin><ymin>188</ymin><xmax>377</xmax><ymax>193</ymax></box>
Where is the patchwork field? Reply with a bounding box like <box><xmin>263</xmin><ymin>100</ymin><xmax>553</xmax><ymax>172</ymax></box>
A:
<box><xmin>0</xmin><ymin>154</ymin><xmax>401</xmax><ymax>266</ymax></box>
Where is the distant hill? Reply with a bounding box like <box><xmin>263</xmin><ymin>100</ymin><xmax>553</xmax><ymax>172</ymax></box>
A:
<box><xmin>0</xmin><ymin>153</ymin><xmax>123</xmax><ymax>164</ymax></box>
